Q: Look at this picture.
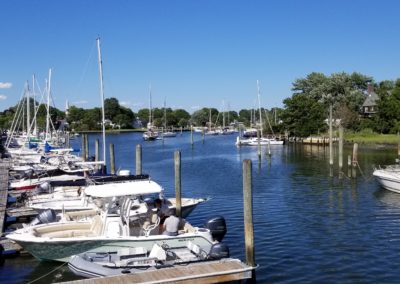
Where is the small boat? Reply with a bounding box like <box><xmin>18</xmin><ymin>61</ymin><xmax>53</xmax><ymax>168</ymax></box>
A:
<box><xmin>373</xmin><ymin>164</ymin><xmax>400</xmax><ymax>193</ymax></box>
<box><xmin>68</xmin><ymin>241</ymin><xmax>229</xmax><ymax>278</ymax></box>
<box><xmin>236</xmin><ymin>136</ymin><xmax>284</xmax><ymax>146</ymax></box>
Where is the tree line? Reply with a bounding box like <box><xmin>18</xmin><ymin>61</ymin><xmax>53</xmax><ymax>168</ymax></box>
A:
<box><xmin>1</xmin><ymin>71</ymin><xmax>400</xmax><ymax>136</ymax></box>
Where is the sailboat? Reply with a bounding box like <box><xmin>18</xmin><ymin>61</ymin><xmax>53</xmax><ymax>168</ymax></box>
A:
<box><xmin>161</xmin><ymin>98</ymin><xmax>176</xmax><ymax>138</ymax></box>
<box><xmin>236</xmin><ymin>81</ymin><xmax>284</xmax><ymax>146</ymax></box>
<box><xmin>143</xmin><ymin>85</ymin><xmax>159</xmax><ymax>141</ymax></box>
<box><xmin>205</xmin><ymin>108</ymin><xmax>219</xmax><ymax>135</ymax></box>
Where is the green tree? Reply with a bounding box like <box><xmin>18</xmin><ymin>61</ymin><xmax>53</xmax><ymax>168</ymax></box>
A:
<box><xmin>281</xmin><ymin>93</ymin><xmax>327</xmax><ymax>137</ymax></box>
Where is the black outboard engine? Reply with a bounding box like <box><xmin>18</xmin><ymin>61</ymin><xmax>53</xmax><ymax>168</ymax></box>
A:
<box><xmin>30</xmin><ymin>209</ymin><xmax>57</xmax><ymax>226</ymax></box>
<box><xmin>37</xmin><ymin>181</ymin><xmax>52</xmax><ymax>193</ymax></box>
<box><xmin>204</xmin><ymin>216</ymin><xmax>227</xmax><ymax>242</ymax></box>
<box><xmin>208</xmin><ymin>242</ymin><xmax>230</xmax><ymax>260</ymax></box>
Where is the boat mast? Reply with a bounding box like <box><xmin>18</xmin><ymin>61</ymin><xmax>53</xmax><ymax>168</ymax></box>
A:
<box><xmin>164</xmin><ymin>98</ymin><xmax>167</xmax><ymax>130</ymax></box>
<box><xmin>148</xmin><ymin>84</ymin><xmax>152</xmax><ymax>128</ymax></box>
<box><xmin>97</xmin><ymin>37</ymin><xmax>106</xmax><ymax>166</ymax></box>
<box><xmin>257</xmin><ymin>80</ymin><xmax>263</xmax><ymax>137</ymax></box>
<box><xmin>32</xmin><ymin>74</ymin><xmax>37</xmax><ymax>137</ymax></box>
<box><xmin>45</xmin><ymin>69</ymin><xmax>52</xmax><ymax>142</ymax></box>
<box><xmin>26</xmin><ymin>81</ymin><xmax>30</xmax><ymax>140</ymax></box>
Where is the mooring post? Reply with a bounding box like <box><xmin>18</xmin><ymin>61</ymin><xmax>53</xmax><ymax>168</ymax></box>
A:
<box><xmin>329</xmin><ymin>105</ymin><xmax>333</xmax><ymax>166</ymax></box>
<box><xmin>202</xmin><ymin>128</ymin><xmax>205</xmax><ymax>144</ymax></box>
<box><xmin>136</xmin><ymin>144</ymin><xmax>142</xmax><ymax>175</ymax></box>
<box><xmin>190</xmin><ymin>125</ymin><xmax>194</xmax><ymax>146</ymax></box>
<box><xmin>257</xmin><ymin>130</ymin><xmax>261</xmax><ymax>160</ymax></box>
<box><xmin>85</xmin><ymin>134</ymin><xmax>89</xmax><ymax>161</ymax></box>
<box><xmin>174</xmin><ymin>150</ymin><xmax>182</xmax><ymax>218</ymax></box>
<box><xmin>66</xmin><ymin>132</ymin><xmax>70</xmax><ymax>148</ymax></box>
<box><xmin>95</xmin><ymin>139</ymin><xmax>99</xmax><ymax>162</ymax></box>
<box><xmin>81</xmin><ymin>134</ymin><xmax>86</xmax><ymax>161</ymax></box>
<box><xmin>352</xmin><ymin>143</ymin><xmax>358</xmax><ymax>178</ymax></box>
<box><xmin>397</xmin><ymin>132</ymin><xmax>400</xmax><ymax>159</ymax></box>
<box><xmin>347</xmin><ymin>155</ymin><xmax>352</xmax><ymax>177</ymax></box>
<box><xmin>267</xmin><ymin>140</ymin><xmax>271</xmax><ymax>156</ymax></box>
<box><xmin>338</xmin><ymin>125</ymin><xmax>343</xmax><ymax>174</ymax></box>
<box><xmin>243</xmin><ymin>159</ymin><xmax>256</xmax><ymax>273</ymax></box>
<box><xmin>110</xmin><ymin>143</ymin><xmax>115</xmax><ymax>175</ymax></box>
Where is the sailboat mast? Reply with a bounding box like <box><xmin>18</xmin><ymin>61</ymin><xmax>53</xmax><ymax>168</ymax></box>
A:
<box><xmin>46</xmin><ymin>69</ymin><xmax>52</xmax><ymax>142</ymax></box>
<box><xmin>26</xmin><ymin>81</ymin><xmax>30</xmax><ymax>139</ymax></box>
<box><xmin>97</xmin><ymin>37</ymin><xmax>106</xmax><ymax>165</ymax></box>
<box><xmin>164</xmin><ymin>98</ymin><xmax>167</xmax><ymax>129</ymax></box>
<box><xmin>148</xmin><ymin>84</ymin><xmax>152</xmax><ymax>128</ymax></box>
<box><xmin>32</xmin><ymin>74</ymin><xmax>37</xmax><ymax>137</ymax></box>
<box><xmin>257</xmin><ymin>80</ymin><xmax>263</xmax><ymax>137</ymax></box>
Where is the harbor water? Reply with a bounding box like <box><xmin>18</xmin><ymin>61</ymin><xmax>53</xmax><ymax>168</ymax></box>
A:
<box><xmin>1</xmin><ymin>132</ymin><xmax>400</xmax><ymax>283</ymax></box>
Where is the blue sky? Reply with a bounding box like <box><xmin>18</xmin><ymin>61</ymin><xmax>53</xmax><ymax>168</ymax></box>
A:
<box><xmin>1</xmin><ymin>0</ymin><xmax>399</xmax><ymax>113</ymax></box>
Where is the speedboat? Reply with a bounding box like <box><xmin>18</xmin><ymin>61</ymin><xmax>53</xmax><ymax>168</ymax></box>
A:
<box><xmin>7</xmin><ymin>190</ymin><xmax>226</xmax><ymax>262</ymax></box>
<box><xmin>235</xmin><ymin>136</ymin><xmax>284</xmax><ymax>146</ymax></box>
<box><xmin>68</xmin><ymin>241</ymin><xmax>229</xmax><ymax>278</ymax></box>
<box><xmin>373</xmin><ymin>164</ymin><xmax>400</xmax><ymax>193</ymax></box>
<box><xmin>27</xmin><ymin>178</ymin><xmax>207</xmax><ymax>218</ymax></box>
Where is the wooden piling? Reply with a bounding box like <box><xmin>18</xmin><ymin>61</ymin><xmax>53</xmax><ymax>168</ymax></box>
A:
<box><xmin>398</xmin><ymin>132</ymin><xmax>400</xmax><ymax>158</ymax></box>
<box><xmin>257</xmin><ymin>130</ymin><xmax>261</xmax><ymax>160</ymax></box>
<box><xmin>352</xmin><ymin>143</ymin><xmax>358</xmax><ymax>178</ymax></box>
<box><xmin>338</xmin><ymin>125</ymin><xmax>343</xmax><ymax>171</ymax></box>
<box><xmin>95</xmin><ymin>139</ymin><xmax>99</xmax><ymax>163</ymax></box>
<box><xmin>347</xmin><ymin>155</ymin><xmax>352</xmax><ymax>177</ymax></box>
<box><xmin>81</xmin><ymin>134</ymin><xmax>86</xmax><ymax>161</ymax></box>
<box><xmin>136</xmin><ymin>144</ymin><xmax>142</xmax><ymax>175</ymax></box>
<box><xmin>85</xmin><ymin>134</ymin><xmax>89</xmax><ymax>161</ymax></box>
<box><xmin>190</xmin><ymin>126</ymin><xmax>194</xmax><ymax>146</ymax></box>
<box><xmin>267</xmin><ymin>140</ymin><xmax>271</xmax><ymax>156</ymax></box>
<box><xmin>329</xmin><ymin>104</ymin><xmax>333</xmax><ymax>166</ymax></box>
<box><xmin>243</xmin><ymin>159</ymin><xmax>255</xmax><ymax>268</ymax></box>
<box><xmin>110</xmin><ymin>143</ymin><xmax>115</xmax><ymax>175</ymax></box>
<box><xmin>174</xmin><ymin>150</ymin><xmax>182</xmax><ymax>218</ymax></box>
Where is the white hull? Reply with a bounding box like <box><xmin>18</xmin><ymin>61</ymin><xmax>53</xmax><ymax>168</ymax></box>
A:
<box><xmin>373</xmin><ymin>167</ymin><xmax>400</xmax><ymax>193</ymax></box>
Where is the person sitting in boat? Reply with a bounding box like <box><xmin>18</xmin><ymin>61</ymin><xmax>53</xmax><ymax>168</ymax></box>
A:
<box><xmin>162</xmin><ymin>210</ymin><xmax>181</xmax><ymax>236</ymax></box>
<box><xmin>154</xmin><ymin>198</ymin><xmax>169</xmax><ymax>232</ymax></box>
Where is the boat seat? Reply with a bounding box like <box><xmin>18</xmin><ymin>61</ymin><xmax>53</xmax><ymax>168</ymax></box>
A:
<box><xmin>141</xmin><ymin>213</ymin><xmax>160</xmax><ymax>236</ymax></box>
<box><xmin>90</xmin><ymin>215</ymin><xmax>104</xmax><ymax>236</ymax></box>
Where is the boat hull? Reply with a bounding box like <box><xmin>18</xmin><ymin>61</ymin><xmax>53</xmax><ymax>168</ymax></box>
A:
<box><xmin>373</xmin><ymin>168</ymin><xmax>400</xmax><ymax>193</ymax></box>
<box><xmin>9</xmin><ymin>233</ymin><xmax>214</xmax><ymax>262</ymax></box>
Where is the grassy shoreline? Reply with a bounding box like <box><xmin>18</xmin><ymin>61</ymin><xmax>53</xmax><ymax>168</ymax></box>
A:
<box><xmin>344</xmin><ymin>133</ymin><xmax>399</xmax><ymax>145</ymax></box>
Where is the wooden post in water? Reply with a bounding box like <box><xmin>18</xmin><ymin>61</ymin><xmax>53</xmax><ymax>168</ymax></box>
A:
<box><xmin>190</xmin><ymin>126</ymin><xmax>194</xmax><ymax>146</ymax></box>
<box><xmin>95</xmin><ymin>139</ymin><xmax>99</xmax><ymax>162</ymax></box>
<box><xmin>135</xmin><ymin>144</ymin><xmax>142</xmax><ymax>175</ymax></box>
<box><xmin>85</xmin><ymin>134</ymin><xmax>89</xmax><ymax>161</ymax></box>
<box><xmin>338</xmin><ymin>125</ymin><xmax>343</xmax><ymax>178</ymax></box>
<box><xmin>202</xmin><ymin>128</ymin><xmax>205</xmax><ymax>144</ymax></box>
<box><xmin>110</xmin><ymin>143</ymin><xmax>115</xmax><ymax>175</ymax></box>
<box><xmin>257</xmin><ymin>130</ymin><xmax>261</xmax><ymax>160</ymax></box>
<box><xmin>352</xmin><ymin>143</ymin><xmax>358</xmax><ymax>178</ymax></box>
<box><xmin>329</xmin><ymin>104</ymin><xmax>333</xmax><ymax>166</ymax></box>
<box><xmin>267</xmin><ymin>140</ymin><xmax>271</xmax><ymax>156</ymax></box>
<box><xmin>81</xmin><ymin>134</ymin><xmax>86</xmax><ymax>161</ymax></box>
<box><xmin>174</xmin><ymin>150</ymin><xmax>182</xmax><ymax>218</ymax></box>
<box><xmin>397</xmin><ymin>132</ymin><xmax>400</xmax><ymax>159</ymax></box>
<box><xmin>347</xmin><ymin>155</ymin><xmax>352</xmax><ymax>177</ymax></box>
<box><xmin>243</xmin><ymin>159</ymin><xmax>256</xmax><ymax>270</ymax></box>
<box><xmin>66</xmin><ymin>132</ymin><xmax>70</xmax><ymax>148</ymax></box>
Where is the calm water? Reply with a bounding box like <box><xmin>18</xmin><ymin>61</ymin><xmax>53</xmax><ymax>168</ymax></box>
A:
<box><xmin>1</xmin><ymin>132</ymin><xmax>400</xmax><ymax>283</ymax></box>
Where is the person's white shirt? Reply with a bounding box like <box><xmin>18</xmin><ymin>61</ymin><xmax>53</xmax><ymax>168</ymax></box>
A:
<box><xmin>163</xmin><ymin>215</ymin><xmax>180</xmax><ymax>236</ymax></box>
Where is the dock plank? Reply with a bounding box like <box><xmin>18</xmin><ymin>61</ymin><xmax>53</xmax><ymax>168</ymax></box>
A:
<box><xmin>61</xmin><ymin>258</ymin><xmax>254</xmax><ymax>284</ymax></box>
<box><xmin>0</xmin><ymin>160</ymin><xmax>10</xmax><ymax>233</ymax></box>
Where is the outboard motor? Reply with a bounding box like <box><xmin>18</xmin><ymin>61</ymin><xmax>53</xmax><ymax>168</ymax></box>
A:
<box><xmin>204</xmin><ymin>216</ymin><xmax>227</xmax><ymax>242</ymax></box>
<box><xmin>208</xmin><ymin>242</ymin><xmax>230</xmax><ymax>260</ymax></box>
<box><xmin>30</xmin><ymin>209</ymin><xmax>57</xmax><ymax>226</ymax></box>
<box><xmin>37</xmin><ymin>181</ymin><xmax>52</xmax><ymax>193</ymax></box>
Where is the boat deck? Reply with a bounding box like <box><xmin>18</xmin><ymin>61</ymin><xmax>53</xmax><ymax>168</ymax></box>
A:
<box><xmin>60</xmin><ymin>258</ymin><xmax>254</xmax><ymax>283</ymax></box>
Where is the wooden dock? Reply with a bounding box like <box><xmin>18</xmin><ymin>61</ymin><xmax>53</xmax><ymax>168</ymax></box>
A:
<box><xmin>60</xmin><ymin>258</ymin><xmax>254</xmax><ymax>284</ymax></box>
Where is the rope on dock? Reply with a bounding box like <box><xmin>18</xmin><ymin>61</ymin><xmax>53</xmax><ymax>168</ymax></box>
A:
<box><xmin>27</xmin><ymin>262</ymin><xmax>67</xmax><ymax>284</ymax></box>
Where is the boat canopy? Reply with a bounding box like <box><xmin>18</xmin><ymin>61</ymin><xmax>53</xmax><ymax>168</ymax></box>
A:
<box><xmin>84</xmin><ymin>180</ymin><xmax>164</xmax><ymax>198</ymax></box>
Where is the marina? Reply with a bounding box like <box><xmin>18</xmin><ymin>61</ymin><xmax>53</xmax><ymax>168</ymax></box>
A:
<box><xmin>0</xmin><ymin>132</ymin><xmax>399</xmax><ymax>283</ymax></box>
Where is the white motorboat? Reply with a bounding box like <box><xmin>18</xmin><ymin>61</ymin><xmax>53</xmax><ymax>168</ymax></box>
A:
<box><xmin>28</xmin><ymin>179</ymin><xmax>207</xmax><ymax>218</ymax></box>
<box><xmin>373</xmin><ymin>165</ymin><xmax>400</xmax><ymax>193</ymax></box>
<box><xmin>236</xmin><ymin>136</ymin><xmax>284</xmax><ymax>146</ymax></box>
<box><xmin>68</xmin><ymin>241</ymin><xmax>230</xmax><ymax>278</ymax></box>
<box><xmin>7</xmin><ymin>188</ymin><xmax>226</xmax><ymax>262</ymax></box>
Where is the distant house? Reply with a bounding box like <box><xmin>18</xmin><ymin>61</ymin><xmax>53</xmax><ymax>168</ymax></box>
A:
<box><xmin>361</xmin><ymin>83</ymin><xmax>379</xmax><ymax>117</ymax></box>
